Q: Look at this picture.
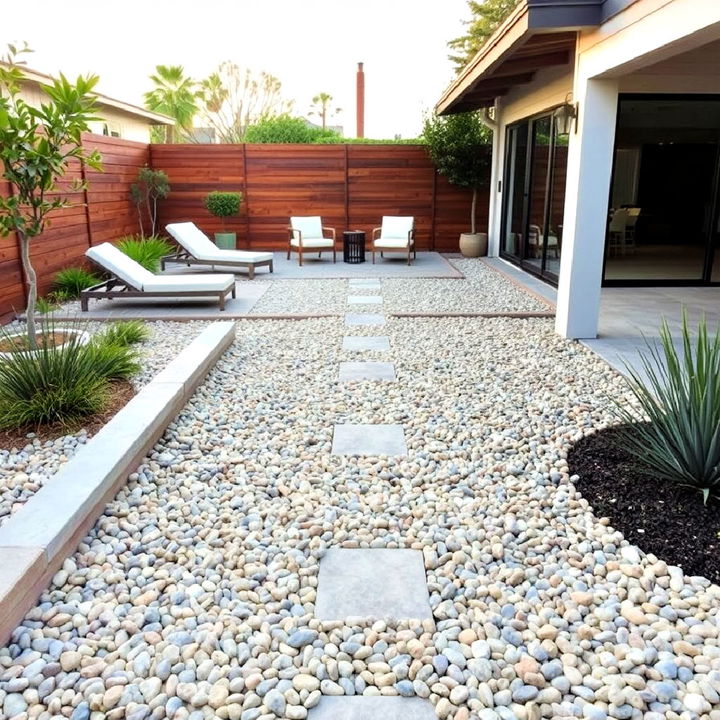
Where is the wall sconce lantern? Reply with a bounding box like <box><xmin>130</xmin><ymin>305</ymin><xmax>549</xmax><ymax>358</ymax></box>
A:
<box><xmin>554</xmin><ymin>95</ymin><xmax>578</xmax><ymax>136</ymax></box>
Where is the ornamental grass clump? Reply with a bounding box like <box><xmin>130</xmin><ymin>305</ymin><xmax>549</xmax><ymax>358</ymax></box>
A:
<box><xmin>98</xmin><ymin>320</ymin><xmax>149</xmax><ymax>347</ymax></box>
<box><xmin>117</xmin><ymin>235</ymin><xmax>173</xmax><ymax>272</ymax></box>
<box><xmin>53</xmin><ymin>267</ymin><xmax>101</xmax><ymax>299</ymax></box>
<box><xmin>0</xmin><ymin>321</ymin><xmax>141</xmax><ymax>429</ymax></box>
<box><xmin>615</xmin><ymin>313</ymin><xmax>720</xmax><ymax>503</ymax></box>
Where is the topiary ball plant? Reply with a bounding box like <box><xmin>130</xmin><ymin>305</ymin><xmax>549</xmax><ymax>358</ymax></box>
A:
<box><xmin>204</xmin><ymin>191</ymin><xmax>243</xmax><ymax>248</ymax></box>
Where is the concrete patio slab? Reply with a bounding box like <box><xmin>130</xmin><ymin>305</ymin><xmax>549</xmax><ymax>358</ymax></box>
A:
<box><xmin>316</xmin><ymin>549</ymin><xmax>432</xmax><ymax>621</ymax></box>
<box><xmin>347</xmin><ymin>295</ymin><xmax>383</xmax><ymax>305</ymax></box>
<box><xmin>339</xmin><ymin>361</ymin><xmax>395</xmax><ymax>382</ymax></box>
<box><xmin>331</xmin><ymin>424</ymin><xmax>407</xmax><ymax>456</ymax></box>
<box><xmin>348</xmin><ymin>279</ymin><xmax>383</xmax><ymax>288</ymax></box>
<box><xmin>342</xmin><ymin>336</ymin><xmax>391</xmax><ymax>351</ymax></box>
<box><xmin>309</xmin><ymin>697</ymin><xmax>437</xmax><ymax>720</ymax></box>
<box><xmin>345</xmin><ymin>313</ymin><xmax>385</xmax><ymax>326</ymax></box>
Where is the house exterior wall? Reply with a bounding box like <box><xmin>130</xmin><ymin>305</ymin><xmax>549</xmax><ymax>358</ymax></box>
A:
<box><xmin>16</xmin><ymin>85</ymin><xmax>155</xmax><ymax>143</ymax></box>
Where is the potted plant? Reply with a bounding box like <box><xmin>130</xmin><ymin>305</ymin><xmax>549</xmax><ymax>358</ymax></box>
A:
<box><xmin>422</xmin><ymin>110</ymin><xmax>492</xmax><ymax>257</ymax></box>
<box><xmin>0</xmin><ymin>44</ymin><xmax>102</xmax><ymax>351</ymax></box>
<box><xmin>204</xmin><ymin>191</ymin><xmax>243</xmax><ymax>249</ymax></box>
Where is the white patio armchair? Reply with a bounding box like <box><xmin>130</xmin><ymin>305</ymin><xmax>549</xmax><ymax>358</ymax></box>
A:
<box><xmin>288</xmin><ymin>216</ymin><xmax>336</xmax><ymax>266</ymax></box>
<box><xmin>372</xmin><ymin>216</ymin><xmax>415</xmax><ymax>265</ymax></box>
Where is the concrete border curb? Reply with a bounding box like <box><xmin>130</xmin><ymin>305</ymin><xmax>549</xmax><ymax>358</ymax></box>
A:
<box><xmin>0</xmin><ymin>321</ymin><xmax>235</xmax><ymax>646</ymax></box>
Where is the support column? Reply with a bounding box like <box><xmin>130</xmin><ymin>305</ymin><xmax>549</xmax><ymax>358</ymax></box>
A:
<box><xmin>487</xmin><ymin>103</ymin><xmax>504</xmax><ymax>257</ymax></box>
<box><xmin>555</xmin><ymin>77</ymin><xmax>619</xmax><ymax>339</ymax></box>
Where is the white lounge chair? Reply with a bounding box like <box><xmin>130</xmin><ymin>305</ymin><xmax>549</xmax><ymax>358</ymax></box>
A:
<box><xmin>82</xmin><ymin>242</ymin><xmax>236</xmax><ymax>311</ymax></box>
<box><xmin>372</xmin><ymin>216</ymin><xmax>415</xmax><ymax>265</ymax></box>
<box><xmin>164</xmin><ymin>222</ymin><xmax>273</xmax><ymax>279</ymax></box>
<box><xmin>288</xmin><ymin>216</ymin><xmax>336</xmax><ymax>266</ymax></box>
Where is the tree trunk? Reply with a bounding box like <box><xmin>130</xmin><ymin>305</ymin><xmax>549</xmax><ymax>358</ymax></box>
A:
<box><xmin>470</xmin><ymin>188</ymin><xmax>477</xmax><ymax>235</ymax></box>
<box><xmin>151</xmin><ymin>196</ymin><xmax>158</xmax><ymax>236</ymax></box>
<box><xmin>19</xmin><ymin>232</ymin><xmax>38</xmax><ymax>349</ymax></box>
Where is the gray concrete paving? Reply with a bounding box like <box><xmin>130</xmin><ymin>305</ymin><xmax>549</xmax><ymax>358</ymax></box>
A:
<box><xmin>331</xmin><ymin>424</ymin><xmax>407</xmax><ymax>456</ymax></box>
<box><xmin>342</xmin><ymin>336</ymin><xmax>391</xmax><ymax>351</ymax></box>
<box><xmin>339</xmin><ymin>361</ymin><xmax>395</xmax><ymax>382</ymax></box>
<box><xmin>348</xmin><ymin>279</ymin><xmax>383</xmax><ymax>289</ymax></box>
<box><xmin>309</xmin><ymin>697</ymin><xmax>437</xmax><ymax>720</ymax></box>
<box><xmin>347</xmin><ymin>295</ymin><xmax>383</xmax><ymax>305</ymax></box>
<box><xmin>315</xmin><ymin>549</ymin><xmax>432</xmax><ymax>621</ymax></box>
<box><xmin>345</xmin><ymin>314</ymin><xmax>385</xmax><ymax>326</ymax></box>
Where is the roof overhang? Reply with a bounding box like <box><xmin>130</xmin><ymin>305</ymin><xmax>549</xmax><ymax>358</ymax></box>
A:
<box><xmin>437</xmin><ymin>0</ymin><xmax>605</xmax><ymax>115</ymax></box>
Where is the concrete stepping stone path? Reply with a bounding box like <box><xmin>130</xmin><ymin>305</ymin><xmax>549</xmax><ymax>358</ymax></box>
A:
<box><xmin>342</xmin><ymin>336</ymin><xmax>390</xmax><ymax>351</ymax></box>
<box><xmin>348</xmin><ymin>279</ymin><xmax>382</xmax><ymax>289</ymax></box>
<box><xmin>347</xmin><ymin>295</ymin><xmax>383</xmax><ymax>304</ymax></box>
<box><xmin>339</xmin><ymin>361</ymin><xmax>395</xmax><ymax>382</ymax></box>
<box><xmin>309</xmin><ymin>697</ymin><xmax>436</xmax><ymax>720</ymax></box>
<box><xmin>315</xmin><ymin>549</ymin><xmax>432</xmax><ymax>621</ymax></box>
<box><xmin>345</xmin><ymin>313</ymin><xmax>385</xmax><ymax>326</ymax></box>
<box><xmin>331</xmin><ymin>423</ymin><xmax>407</xmax><ymax>456</ymax></box>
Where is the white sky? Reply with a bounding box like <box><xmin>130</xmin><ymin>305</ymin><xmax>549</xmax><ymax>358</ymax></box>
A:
<box><xmin>0</xmin><ymin>0</ymin><xmax>469</xmax><ymax>139</ymax></box>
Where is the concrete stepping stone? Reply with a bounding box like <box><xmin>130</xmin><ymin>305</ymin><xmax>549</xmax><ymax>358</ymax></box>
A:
<box><xmin>348</xmin><ymin>279</ymin><xmax>382</xmax><ymax>288</ymax></box>
<box><xmin>316</xmin><ymin>549</ymin><xmax>432</xmax><ymax>621</ymax></box>
<box><xmin>339</xmin><ymin>361</ymin><xmax>395</xmax><ymax>382</ymax></box>
<box><xmin>309</xmin><ymin>697</ymin><xmax>436</xmax><ymax>720</ymax></box>
<box><xmin>345</xmin><ymin>313</ymin><xmax>385</xmax><ymax>326</ymax></box>
<box><xmin>332</xmin><ymin>424</ymin><xmax>406</xmax><ymax>456</ymax></box>
<box><xmin>347</xmin><ymin>295</ymin><xmax>383</xmax><ymax>304</ymax></box>
<box><xmin>342</xmin><ymin>336</ymin><xmax>390</xmax><ymax>351</ymax></box>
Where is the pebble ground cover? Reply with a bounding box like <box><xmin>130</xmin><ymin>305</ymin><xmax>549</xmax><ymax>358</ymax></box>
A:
<box><xmin>1</xmin><ymin>265</ymin><xmax>719</xmax><ymax>720</ymax></box>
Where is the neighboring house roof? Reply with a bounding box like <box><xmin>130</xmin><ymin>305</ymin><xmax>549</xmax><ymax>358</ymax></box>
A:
<box><xmin>436</xmin><ymin>0</ymin><xmax>639</xmax><ymax>115</ymax></box>
<box><xmin>0</xmin><ymin>61</ymin><xmax>174</xmax><ymax>126</ymax></box>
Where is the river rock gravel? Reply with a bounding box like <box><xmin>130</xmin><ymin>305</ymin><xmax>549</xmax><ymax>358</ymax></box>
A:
<box><xmin>0</xmin><ymin>321</ymin><xmax>209</xmax><ymax>528</ymax></box>
<box><xmin>1</xmin><ymin>316</ymin><xmax>718</xmax><ymax>720</ymax></box>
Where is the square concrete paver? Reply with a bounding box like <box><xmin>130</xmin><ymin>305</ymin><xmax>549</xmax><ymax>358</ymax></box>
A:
<box><xmin>339</xmin><ymin>361</ymin><xmax>395</xmax><ymax>382</ymax></box>
<box><xmin>309</xmin><ymin>697</ymin><xmax>436</xmax><ymax>720</ymax></box>
<box><xmin>342</xmin><ymin>336</ymin><xmax>391</xmax><ymax>351</ymax></box>
<box><xmin>348</xmin><ymin>279</ymin><xmax>383</xmax><ymax>288</ymax></box>
<box><xmin>347</xmin><ymin>295</ymin><xmax>383</xmax><ymax>305</ymax></box>
<box><xmin>332</xmin><ymin>424</ymin><xmax>407</xmax><ymax>456</ymax></box>
<box><xmin>316</xmin><ymin>549</ymin><xmax>432</xmax><ymax>621</ymax></box>
<box><xmin>345</xmin><ymin>313</ymin><xmax>385</xmax><ymax>326</ymax></box>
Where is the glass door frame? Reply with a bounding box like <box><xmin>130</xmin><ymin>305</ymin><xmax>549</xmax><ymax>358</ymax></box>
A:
<box><xmin>500</xmin><ymin>107</ymin><xmax>566</xmax><ymax>285</ymax></box>
<box><xmin>601</xmin><ymin>92</ymin><xmax>720</xmax><ymax>287</ymax></box>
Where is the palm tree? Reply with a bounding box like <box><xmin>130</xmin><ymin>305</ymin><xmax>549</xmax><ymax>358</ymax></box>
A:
<box><xmin>310</xmin><ymin>92</ymin><xmax>341</xmax><ymax>129</ymax></box>
<box><xmin>144</xmin><ymin>65</ymin><xmax>197</xmax><ymax>143</ymax></box>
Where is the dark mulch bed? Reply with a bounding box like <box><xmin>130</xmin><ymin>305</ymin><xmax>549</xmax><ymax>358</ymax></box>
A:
<box><xmin>0</xmin><ymin>381</ymin><xmax>136</xmax><ymax>450</ymax></box>
<box><xmin>568</xmin><ymin>425</ymin><xmax>720</xmax><ymax>584</ymax></box>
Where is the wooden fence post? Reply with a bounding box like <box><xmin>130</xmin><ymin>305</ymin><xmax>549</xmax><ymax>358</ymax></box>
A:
<box><xmin>344</xmin><ymin>145</ymin><xmax>349</xmax><ymax>232</ymax></box>
<box><xmin>242</xmin><ymin>144</ymin><xmax>250</xmax><ymax>249</ymax></box>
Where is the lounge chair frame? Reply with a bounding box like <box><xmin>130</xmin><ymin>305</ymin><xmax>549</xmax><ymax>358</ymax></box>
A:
<box><xmin>160</xmin><ymin>246</ymin><xmax>273</xmax><ymax>279</ymax></box>
<box><xmin>371</xmin><ymin>226</ymin><xmax>416</xmax><ymax>266</ymax></box>
<box><xmin>287</xmin><ymin>226</ymin><xmax>337</xmax><ymax>266</ymax></box>
<box><xmin>80</xmin><ymin>276</ymin><xmax>236</xmax><ymax>312</ymax></box>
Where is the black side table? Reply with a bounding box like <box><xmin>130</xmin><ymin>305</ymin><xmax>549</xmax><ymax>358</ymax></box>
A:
<box><xmin>343</xmin><ymin>231</ymin><xmax>366</xmax><ymax>263</ymax></box>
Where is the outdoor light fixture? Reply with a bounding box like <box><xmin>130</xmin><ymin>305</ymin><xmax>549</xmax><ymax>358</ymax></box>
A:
<box><xmin>554</xmin><ymin>95</ymin><xmax>578</xmax><ymax>135</ymax></box>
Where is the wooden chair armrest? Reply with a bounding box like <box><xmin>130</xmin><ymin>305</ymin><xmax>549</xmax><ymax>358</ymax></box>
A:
<box><xmin>372</xmin><ymin>227</ymin><xmax>382</xmax><ymax>240</ymax></box>
<box><xmin>289</xmin><ymin>227</ymin><xmax>302</xmax><ymax>246</ymax></box>
<box><xmin>322</xmin><ymin>226</ymin><xmax>336</xmax><ymax>240</ymax></box>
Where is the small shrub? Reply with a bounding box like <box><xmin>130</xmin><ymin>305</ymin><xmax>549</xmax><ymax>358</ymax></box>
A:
<box><xmin>615</xmin><ymin>312</ymin><xmax>720</xmax><ymax>502</ymax></box>
<box><xmin>53</xmin><ymin>267</ymin><xmax>101</xmax><ymax>298</ymax></box>
<box><xmin>35</xmin><ymin>296</ymin><xmax>56</xmax><ymax>315</ymax></box>
<box><xmin>98</xmin><ymin>320</ymin><xmax>149</xmax><ymax>347</ymax></box>
<box><xmin>49</xmin><ymin>289</ymin><xmax>73</xmax><ymax>304</ymax></box>
<box><xmin>204</xmin><ymin>191</ymin><xmax>242</xmax><ymax>219</ymax></box>
<box><xmin>243</xmin><ymin>115</ymin><xmax>342</xmax><ymax>144</ymax></box>
<box><xmin>0</xmin><ymin>325</ymin><xmax>109</xmax><ymax>428</ymax></box>
<box><xmin>117</xmin><ymin>235</ymin><xmax>173</xmax><ymax>272</ymax></box>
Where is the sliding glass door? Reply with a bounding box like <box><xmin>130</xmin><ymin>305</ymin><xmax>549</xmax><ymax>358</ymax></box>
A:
<box><xmin>500</xmin><ymin>112</ymin><xmax>568</xmax><ymax>283</ymax></box>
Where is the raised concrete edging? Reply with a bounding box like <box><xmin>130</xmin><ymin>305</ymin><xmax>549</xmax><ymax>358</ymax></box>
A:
<box><xmin>0</xmin><ymin>321</ymin><xmax>236</xmax><ymax>646</ymax></box>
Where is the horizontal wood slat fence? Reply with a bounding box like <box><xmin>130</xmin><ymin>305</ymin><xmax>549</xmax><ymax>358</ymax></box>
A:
<box><xmin>1</xmin><ymin>138</ymin><xmax>490</xmax><ymax>321</ymax></box>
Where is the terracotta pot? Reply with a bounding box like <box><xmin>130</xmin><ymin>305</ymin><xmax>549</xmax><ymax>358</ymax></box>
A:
<box><xmin>459</xmin><ymin>232</ymin><xmax>488</xmax><ymax>258</ymax></box>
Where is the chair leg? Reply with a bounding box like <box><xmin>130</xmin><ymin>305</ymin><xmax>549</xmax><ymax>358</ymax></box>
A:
<box><xmin>81</xmin><ymin>295</ymin><xmax>88</xmax><ymax>312</ymax></box>
<box><xmin>232</xmin><ymin>285</ymin><xmax>236</xmax><ymax>299</ymax></box>
<box><xmin>219</xmin><ymin>293</ymin><xmax>226</xmax><ymax>311</ymax></box>
<box><xmin>287</xmin><ymin>246</ymin><xmax>291</xmax><ymax>260</ymax></box>
<box><xmin>333</xmin><ymin>248</ymin><xmax>336</xmax><ymax>263</ymax></box>
<box><xmin>372</xmin><ymin>249</ymin><xmax>375</xmax><ymax>264</ymax></box>
<box><xmin>299</xmin><ymin>250</ymin><xmax>303</xmax><ymax>267</ymax></box>
<box><xmin>269</xmin><ymin>260</ymin><xmax>274</xmax><ymax>273</ymax></box>
<box><xmin>248</xmin><ymin>266</ymin><xmax>255</xmax><ymax>280</ymax></box>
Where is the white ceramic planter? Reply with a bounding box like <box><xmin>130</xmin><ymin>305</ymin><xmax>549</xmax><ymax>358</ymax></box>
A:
<box><xmin>459</xmin><ymin>232</ymin><xmax>488</xmax><ymax>258</ymax></box>
<box><xmin>0</xmin><ymin>328</ymin><xmax>90</xmax><ymax>360</ymax></box>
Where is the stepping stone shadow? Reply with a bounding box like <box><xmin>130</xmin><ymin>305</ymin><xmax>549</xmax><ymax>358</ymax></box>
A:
<box><xmin>339</xmin><ymin>362</ymin><xmax>395</xmax><ymax>382</ymax></box>
<box><xmin>331</xmin><ymin>424</ymin><xmax>406</xmax><ymax>456</ymax></box>
<box><xmin>342</xmin><ymin>336</ymin><xmax>390</xmax><ymax>351</ymax></box>
<box><xmin>309</xmin><ymin>697</ymin><xmax>436</xmax><ymax>720</ymax></box>
<box><xmin>316</xmin><ymin>549</ymin><xmax>433</xmax><ymax>621</ymax></box>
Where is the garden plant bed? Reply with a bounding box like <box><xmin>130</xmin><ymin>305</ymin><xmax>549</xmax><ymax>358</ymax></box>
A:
<box><xmin>568</xmin><ymin>425</ymin><xmax>720</xmax><ymax>584</ymax></box>
<box><xmin>0</xmin><ymin>330</ymin><xmax>75</xmax><ymax>353</ymax></box>
<box><xmin>0</xmin><ymin>380</ymin><xmax>135</xmax><ymax>449</ymax></box>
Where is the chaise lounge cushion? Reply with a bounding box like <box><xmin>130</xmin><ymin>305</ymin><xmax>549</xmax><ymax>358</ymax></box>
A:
<box><xmin>289</xmin><ymin>237</ymin><xmax>335</xmax><ymax>248</ymax></box>
<box><xmin>166</xmin><ymin>222</ymin><xmax>273</xmax><ymax>263</ymax></box>
<box><xmin>86</xmin><ymin>243</ymin><xmax>234</xmax><ymax>293</ymax></box>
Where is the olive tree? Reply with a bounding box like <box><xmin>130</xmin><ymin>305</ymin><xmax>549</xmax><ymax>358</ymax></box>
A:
<box><xmin>0</xmin><ymin>45</ymin><xmax>102</xmax><ymax>346</ymax></box>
